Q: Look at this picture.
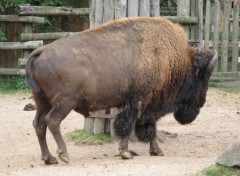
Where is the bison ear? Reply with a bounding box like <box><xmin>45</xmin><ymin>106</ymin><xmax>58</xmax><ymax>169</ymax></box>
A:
<box><xmin>189</xmin><ymin>47</ymin><xmax>218</xmax><ymax>77</ymax></box>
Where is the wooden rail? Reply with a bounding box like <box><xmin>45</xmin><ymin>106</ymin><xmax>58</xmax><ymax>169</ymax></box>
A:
<box><xmin>19</xmin><ymin>5</ymin><xmax>89</xmax><ymax>16</ymax></box>
<box><xmin>0</xmin><ymin>15</ymin><xmax>44</xmax><ymax>23</ymax></box>
<box><xmin>0</xmin><ymin>41</ymin><xmax>43</xmax><ymax>49</ymax></box>
<box><xmin>20</xmin><ymin>32</ymin><xmax>78</xmax><ymax>41</ymax></box>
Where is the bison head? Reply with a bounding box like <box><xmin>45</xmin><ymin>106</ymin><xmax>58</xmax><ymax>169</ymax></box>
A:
<box><xmin>174</xmin><ymin>48</ymin><xmax>217</xmax><ymax>125</ymax></box>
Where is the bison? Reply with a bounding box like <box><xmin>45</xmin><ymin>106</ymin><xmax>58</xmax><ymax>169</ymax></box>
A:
<box><xmin>26</xmin><ymin>17</ymin><xmax>217</xmax><ymax>164</ymax></box>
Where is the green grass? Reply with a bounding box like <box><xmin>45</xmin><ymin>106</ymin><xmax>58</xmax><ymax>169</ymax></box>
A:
<box><xmin>221</xmin><ymin>86</ymin><xmax>240</xmax><ymax>92</ymax></box>
<box><xmin>0</xmin><ymin>76</ymin><xmax>29</xmax><ymax>94</ymax></box>
<box><xmin>209</xmin><ymin>80</ymin><xmax>240</xmax><ymax>92</ymax></box>
<box><xmin>194</xmin><ymin>165</ymin><xmax>240</xmax><ymax>176</ymax></box>
<box><xmin>209</xmin><ymin>80</ymin><xmax>223</xmax><ymax>87</ymax></box>
<box><xmin>68</xmin><ymin>129</ymin><xmax>112</xmax><ymax>145</ymax></box>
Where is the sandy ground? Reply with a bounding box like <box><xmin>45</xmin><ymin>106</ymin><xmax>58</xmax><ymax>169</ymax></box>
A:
<box><xmin>0</xmin><ymin>87</ymin><xmax>239</xmax><ymax>176</ymax></box>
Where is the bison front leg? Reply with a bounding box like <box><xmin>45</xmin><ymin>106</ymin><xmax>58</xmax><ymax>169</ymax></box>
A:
<box><xmin>135</xmin><ymin>118</ymin><xmax>164</xmax><ymax>156</ymax></box>
<box><xmin>114</xmin><ymin>100</ymin><xmax>142</xmax><ymax>159</ymax></box>
<box><xmin>149</xmin><ymin>139</ymin><xmax>164</xmax><ymax>156</ymax></box>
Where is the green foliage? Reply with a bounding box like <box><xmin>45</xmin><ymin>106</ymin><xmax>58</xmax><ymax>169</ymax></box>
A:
<box><xmin>196</xmin><ymin>165</ymin><xmax>240</xmax><ymax>176</ymax></box>
<box><xmin>68</xmin><ymin>129</ymin><xmax>112</xmax><ymax>145</ymax></box>
<box><xmin>0</xmin><ymin>76</ymin><xmax>29</xmax><ymax>94</ymax></box>
<box><xmin>0</xmin><ymin>0</ymin><xmax>29</xmax><ymax>12</ymax></box>
<box><xmin>0</xmin><ymin>29</ymin><xmax>7</xmax><ymax>42</ymax></box>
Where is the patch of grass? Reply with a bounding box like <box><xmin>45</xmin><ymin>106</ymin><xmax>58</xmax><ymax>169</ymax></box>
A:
<box><xmin>68</xmin><ymin>129</ymin><xmax>112</xmax><ymax>145</ymax></box>
<box><xmin>0</xmin><ymin>76</ymin><xmax>29</xmax><ymax>94</ymax></box>
<box><xmin>221</xmin><ymin>86</ymin><xmax>240</xmax><ymax>93</ymax></box>
<box><xmin>195</xmin><ymin>165</ymin><xmax>240</xmax><ymax>176</ymax></box>
<box><xmin>209</xmin><ymin>79</ymin><xmax>223</xmax><ymax>87</ymax></box>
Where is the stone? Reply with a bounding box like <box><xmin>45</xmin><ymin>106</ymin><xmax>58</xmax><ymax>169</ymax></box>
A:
<box><xmin>23</xmin><ymin>103</ymin><xmax>36</xmax><ymax>111</ymax></box>
<box><xmin>216</xmin><ymin>138</ymin><xmax>240</xmax><ymax>167</ymax></box>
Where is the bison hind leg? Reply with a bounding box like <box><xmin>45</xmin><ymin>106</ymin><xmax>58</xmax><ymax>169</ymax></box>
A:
<box><xmin>32</xmin><ymin>91</ymin><xmax>58</xmax><ymax>165</ymax></box>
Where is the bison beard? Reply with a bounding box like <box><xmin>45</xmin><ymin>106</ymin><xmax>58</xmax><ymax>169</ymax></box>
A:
<box><xmin>174</xmin><ymin>105</ymin><xmax>200</xmax><ymax>125</ymax></box>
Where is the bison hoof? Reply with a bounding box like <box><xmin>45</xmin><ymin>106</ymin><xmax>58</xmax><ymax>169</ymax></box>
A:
<box><xmin>59</xmin><ymin>153</ymin><xmax>69</xmax><ymax>163</ymax></box>
<box><xmin>129</xmin><ymin>150</ymin><xmax>140</xmax><ymax>156</ymax></box>
<box><xmin>57</xmin><ymin>149</ymin><xmax>69</xmax><ymax>163</ymax></box>
<box><xmin>149</xmin><ymin>149</ymin><xmax>164</xmax><ymax>156</ymax></box>
<box><xmin>119</xmin><ymin>150</ymin><xmax>134</xmax><ymax>159</ymax></box>
<box><xmin>42</xmin><ymin>155</ymin><xmax>58</xmax><ymax>165</ymax></box>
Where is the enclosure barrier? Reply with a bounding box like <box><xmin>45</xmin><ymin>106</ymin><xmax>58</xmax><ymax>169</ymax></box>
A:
<box><xmin>0</xmin><ymin>5</ymin><xmax>89</xmax><ymax>75</ymax></box>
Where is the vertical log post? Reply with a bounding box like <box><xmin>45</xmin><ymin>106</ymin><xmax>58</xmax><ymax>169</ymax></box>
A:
<box><xmin>139</xmin><ymin>0</ymin><xmax>150</xmax><ymax>17</ymax></box>
<box><xmin>177</xmin><ymin>0</ymin><xmax>190</xmax><ymax>39</ymax></box>
<box><xmin>93</xmin><ymin>110</ymin><xmax>106</xmax><ymax>134</ymax></box>
<box><xmin>190</xmin><ymin>0</ymin><xmax>196</xmax><ymax>42</ymax></box>
<box><xmin>109</xmin><ymin>108</ymin><xmax>120</xmax><ymax>138</ymax></box>
<box><xmin>103</xmin><ymin>0</ymin><xmax>115</xmax><ymax>22</ymax></box>
<box><xmin>115</xmin><ymin>0</ymin><xmax>127</xmax><ymax>19</ymax></box>
<box><xmin>128</xmin><ymin>0</ymin><xmax>139</xmax><ymax>17</ymax></box>
<box><xmin>89</xmin><ymin>0</ymin><xmax>96</xmax><ymax>28</ymax></box>
<box><xmin>204</xmin><ymin>0</ymin><xmax>211</xmax><ymax>48</ymax></box>
<box><xmin>213</xmin><ymin>0</ymin><xmax>220</xmax><ymax>72</ymax></box>
<box><xmin>221</xmin><ymin>0</ymin><xmax>231</xmax><ymax>73</ymax></box>
<box><xmin>150</xmin><ymin>0</ymin><xmax>160</xmax><ymax>17</ymax></box>
<box><xmin>195</xmin><ymin>0</ymin><xmax>203</xmax><ymax>46</ymax></box>
<box><xmin>231</xmin><ymin>3</ymin><xmax>239</xmax><ymax>75</ymax></box>
<box><xmin>21</xmin><ymin>23</ymin><xmax>32</xmax><ymax>68</ymax></box>
<box><xmin>94</xmin><ymin>0</ymin><xmax>104</xmax><ymax>27</ymax></box>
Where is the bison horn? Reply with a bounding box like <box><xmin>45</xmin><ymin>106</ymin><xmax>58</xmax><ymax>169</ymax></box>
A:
<box><xmin>207</xmin><ymin>50</ymin><xmax>218</xmax><ymax>72</ymax></box>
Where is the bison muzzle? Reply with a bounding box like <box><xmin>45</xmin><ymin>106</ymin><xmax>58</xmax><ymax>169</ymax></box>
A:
<box><xmin>26</xmin><ymin>17</ymin><xmax>217</xmax><ymax>164</ymax></box>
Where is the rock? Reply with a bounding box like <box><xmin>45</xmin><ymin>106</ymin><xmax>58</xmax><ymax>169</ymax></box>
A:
<box><xmin>23</xmin><ymin>103</ymin><xmax>36</xmax><ymax>111</ymax></box>
<box><xmin>216</xmin><ymin>138</ymin><xmax>240</xmax><ymax>167</ymax></box>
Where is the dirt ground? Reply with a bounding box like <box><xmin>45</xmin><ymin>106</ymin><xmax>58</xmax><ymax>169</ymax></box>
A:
<box><xmin>0</xmin><ymin>87</ymin><xmax>239</xmax><ymax>176</ymax></box>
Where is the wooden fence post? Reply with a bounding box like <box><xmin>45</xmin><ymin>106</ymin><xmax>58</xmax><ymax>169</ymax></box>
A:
<box><xmin>231</xmin><ymin>3</ymin><xmax>239</xmax><ymax>75</ymax></box>
<box><xmin>213</xmin><ymin>0</ymin><xmax>220</xmax><ymax>72</ymax></box>
<box><xmin>195</xmin><ymin>0</ymin><xmax>203</xmax><ymax>46</ymax></box>
<box><xmin>150</xmin><ymin>0</ymin><xmax>160</xmax><ymax>17</ymax></box>
<box><xmin>204</xmin><ymin>0</ymin><xmax>211</xmax><ymax>48</ymax></box>
<box><xmin>89</xmin><ymin>0</ymin><xmax>96</xmax><ymax>28</ymax></box>
<box><xmin>128</xmin><ymin>0</ymin><xmax>139</xmax><ymax>17</ymax></box>
<box><xmin>103</xmin><ymin>0</ymin><xmax>115</xmax><ymax>22</ymax></box>
<box><xmin>94</xmin><ymin>0</ymin><xmax>104</xmax><ymax>27</ymax></box>
<box><xmin>177</xmin><ymin>0</ymin><xmax>190</xmax><ymax>39</ymax></box>
<box><xmin>221</xmin><ymin>0</ymin><xmax>231</xmax><ymax>73</ymax></box>
<box><xmin>139</xmin><ymin>0</ymin><xmax>150</xmax><ymax>17</ymax></box>
<box><xmin>21</xmin><ymin>23</ymin><xmax>32</xmax><ymax>68</ymax></box>
<box><xmin>115</xmin><ymin>0</ymin><xmax>127</xmax><ymax>19</ymax></box>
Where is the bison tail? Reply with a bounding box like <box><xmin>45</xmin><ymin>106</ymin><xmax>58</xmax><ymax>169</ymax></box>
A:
<box><xmin>25</xmin><ymin>51</ymin><xmax>41</xmax><ymax>92</ymax></box>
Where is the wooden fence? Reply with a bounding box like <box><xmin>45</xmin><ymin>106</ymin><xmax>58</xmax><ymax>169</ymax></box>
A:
<box><xmin>0</xmin><ymin>5</ymin><xmax>89</xmax><ymax>75</ymax></box>
<box><xmin>203</xmin><ymin>0</ymin><xmax>240</xmax><ymax>78</ymax></box>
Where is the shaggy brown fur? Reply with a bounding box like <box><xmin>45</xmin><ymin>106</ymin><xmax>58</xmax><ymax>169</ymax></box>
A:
<box><xmin>26</xmin><ymin>17</ymin><xmax>217</xmax><ymax>164</ymax></box>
